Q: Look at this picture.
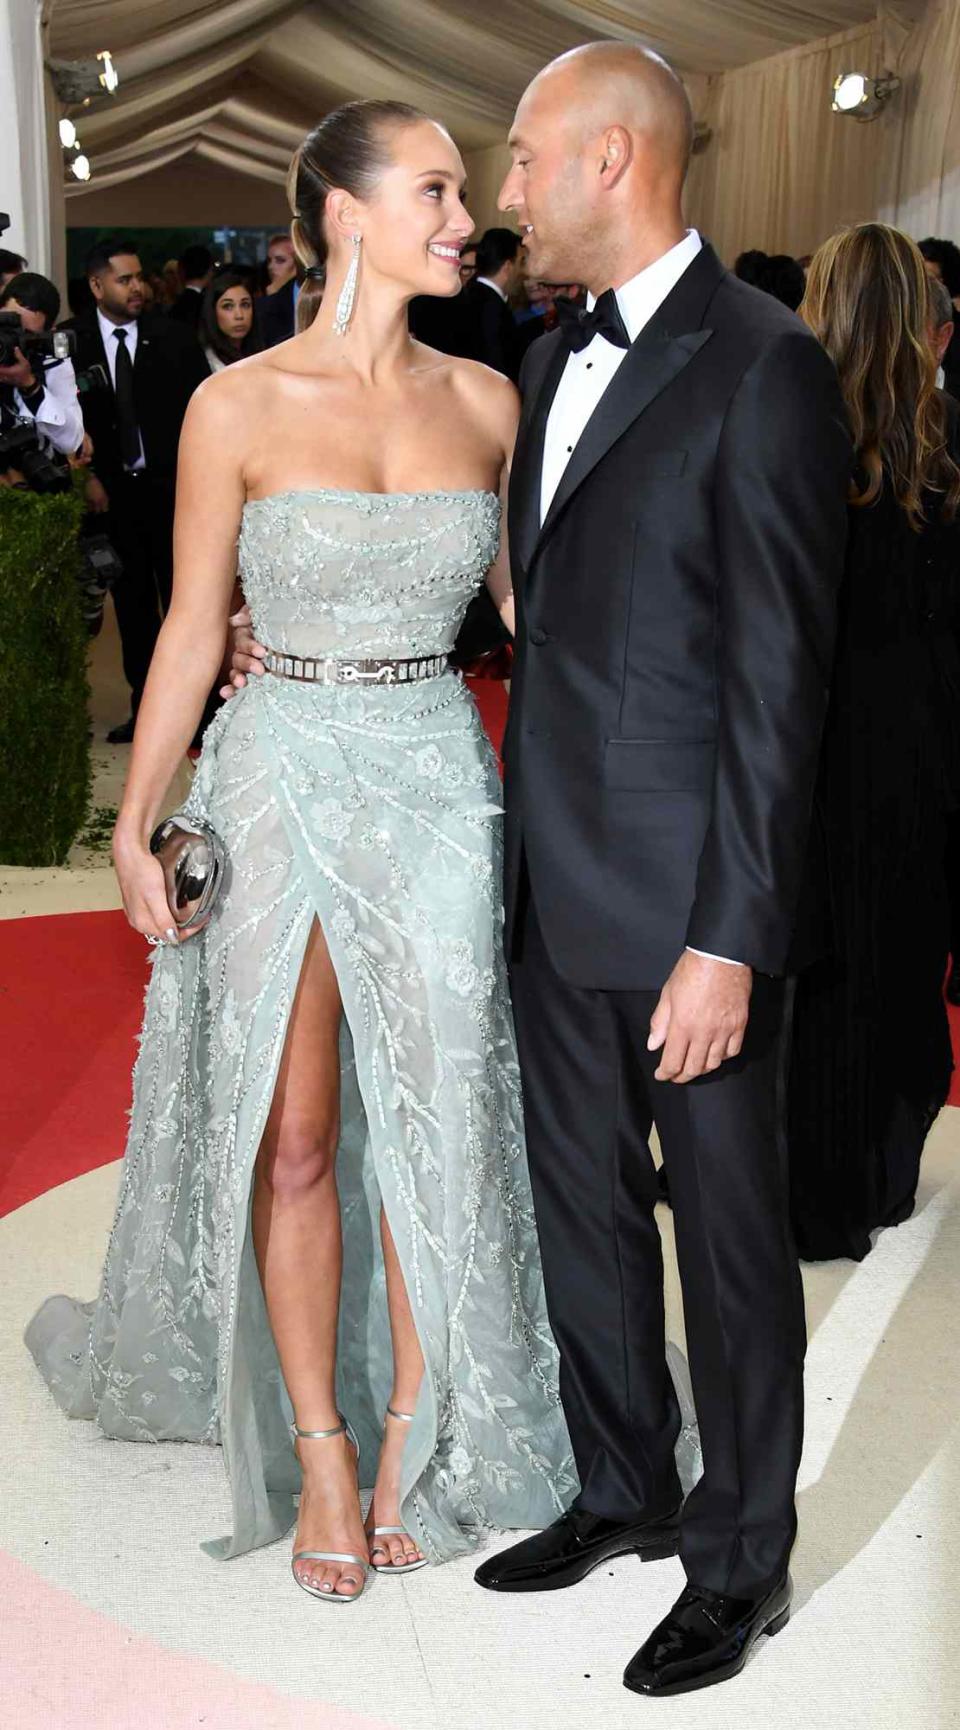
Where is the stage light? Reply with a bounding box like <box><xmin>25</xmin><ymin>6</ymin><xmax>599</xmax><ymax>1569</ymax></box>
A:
<box><xmin>71</xmin><ymin>154</ymin><xmax>91</xmax><ymax>182</ymax></box>
<box><xmin>59</xmin><ymin>117</ymin><xmax>77</xmax><ymax>148</ymax></box>
<box><xmin>97</xmin><ymin>51</ymin><xmax>119</xmax><ymax>95</ymax></box>
<box><xmin>832</xmin><ymin>70</ymin><xmax>900</xmax><ymax>120</ymax></box>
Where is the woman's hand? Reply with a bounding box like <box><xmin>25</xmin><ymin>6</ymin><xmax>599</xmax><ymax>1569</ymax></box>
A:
<box><xmin>112</xmin><ymin>829</ymin><xmax>180</xmax><ymax>945</ymax></box>
<box><xmin>220</xmin><ymin>605</ymin><xmax>267</xmax><ymax>698</ymax></box>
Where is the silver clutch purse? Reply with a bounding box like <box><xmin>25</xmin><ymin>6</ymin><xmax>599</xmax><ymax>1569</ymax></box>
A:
<box><xmin>149</xmin><ymin>816</ymin><xmax>225</xmax><ymax>932</ymax></box>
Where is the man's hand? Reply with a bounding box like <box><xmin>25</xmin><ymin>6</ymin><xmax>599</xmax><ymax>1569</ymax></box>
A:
<box><xmin>220</xmin><ymin>605</ymin><xmax>267</xmax><ymax>699</ymax></box>
<box><xmin>85</xmin><ymin>473</ymin><xmax>110</xmax><ymax>513</ymax></box>
<box><xmin>0</xmin><ymin>346</ymin><xmax>38</xmax><ymax>393</ymax></box>
<box><xmin>648</xmin><ymin>950</ymin><xmax>752</xmax><ymax>1084</ymax></box>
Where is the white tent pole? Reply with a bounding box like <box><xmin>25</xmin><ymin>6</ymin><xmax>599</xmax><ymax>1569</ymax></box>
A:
<box><xmin>0</xmin><ymin>0</ymin><xmax>50</xmax><ymax>273</ymax></box>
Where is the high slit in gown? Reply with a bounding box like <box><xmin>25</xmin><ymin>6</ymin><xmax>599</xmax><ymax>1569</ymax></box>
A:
<box><xmin>26</xmin><ymin>488</ymin><xmax>699</xmax><ymax>1562</ymax></box>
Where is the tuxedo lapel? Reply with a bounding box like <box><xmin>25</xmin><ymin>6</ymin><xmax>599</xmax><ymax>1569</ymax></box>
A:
<box><xmin>536</xmin><ymin>324</ymin><xmax>712</xmax><ymax>556</ymax></box>
<box><xmin>512</xmin><ymin>335</ymin><xmax>568</xmax><ymax>574</ymax></box>
<box><xmin>527</xmin><ymin>242</ymin><xmax>726</xmax><ymax>568</ymax></box>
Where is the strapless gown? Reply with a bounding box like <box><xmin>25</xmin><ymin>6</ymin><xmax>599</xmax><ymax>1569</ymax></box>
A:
<box><xmin>26</xmin><ymin>489</ymin><xmax>699</xmax><ymax>1563</ymax></box>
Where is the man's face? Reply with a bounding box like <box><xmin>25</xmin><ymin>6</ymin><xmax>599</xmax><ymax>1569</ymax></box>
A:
<box><xmin>1</xmin><ymin>297</ymin><xmax>47</xmax><ymax>335</ymax></box>
<box><xmin>499</xmin><ymin>75</ymin><xmax>597</xmax><ymax>285</ymax></box>
<box><xmin>459</xmin><ymin>246</ymin><xmax>477</xmax><ymax>286</ymax></box>
<box><xmin>932</xmin><ymin>316</ymin><xmax>955</xmax><ymax>366</ymax></box>
<box><xmin>923</xmin><ymin>258</ymin><xmax>944</xmax><ymax>285</ymax></box>
<box><xmin>90</xmin><ymin>253</ymin><xmax>144</xmax><ymax>322</ymax></box>
<box><xmin>267</xmin><ymin>239</ymin><xmax>295</xmax><ymax>283</ymax></box>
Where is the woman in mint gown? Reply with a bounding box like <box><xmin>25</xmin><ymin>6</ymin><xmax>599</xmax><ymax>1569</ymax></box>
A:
<box><xmin>27</xmin><ymin>102</ymin><xmax>696</xmax><ymax>1603</ymax></box>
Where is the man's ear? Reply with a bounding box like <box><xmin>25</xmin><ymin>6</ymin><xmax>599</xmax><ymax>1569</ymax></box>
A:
<box><xmin>599</xmin><ymin>125</ymin><xmax>632</xmax><ymax>190</ymax></box>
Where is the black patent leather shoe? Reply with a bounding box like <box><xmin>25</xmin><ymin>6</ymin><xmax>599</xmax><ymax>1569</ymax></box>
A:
<box><xmin>623</xmin><ymin>1572</ymin><xmax>792</xmax><ymax>1697</ymax></box>
<box><xmin>107</xmin><ymin>716</ymin><xmax>135</xmax><ymax>744</ymax></box>
<box><xmin>946</xmin><ymin>963</ymin><xmax>960</xmax><ymax>1007</ymax></box>
<box><xmin>474</xmin><ymin>1505</ymin><xmax>680</xmax><ymax>1593</ymax></box>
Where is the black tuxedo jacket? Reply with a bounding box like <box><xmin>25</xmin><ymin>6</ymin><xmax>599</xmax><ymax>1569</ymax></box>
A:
<box><xmin>462</xmin><ymin>279</ymin><xmax>521</xmax><ymax>381</ymax></box>
<box><xmin>73</xmin><ymin>309</ymin><xmax>209</xmax><ymax>489</ymax></box>
<box><xmin>503</xmin><ymin>243</ymin><xmax>851</xmax><ymax>990</ymax></box>
<box><xmin>168</xmin><ymin>287</ymin><xmax>204</xmax><ymax>329</ymax></box>
<box><xmin>256</xmin><ymin>277</ymin><xmax>296</xmax><ymax>349</ymax></box>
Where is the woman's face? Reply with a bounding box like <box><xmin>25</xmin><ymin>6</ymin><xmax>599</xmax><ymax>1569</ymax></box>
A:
<box><xmin>344</xmin><ymin>120</ymin><xmax>474</xmax><ymax>301</ymax></box>
<box><xmin>216</xmin><ymin>285</ymin><xmax>253</xmax><ymax>344</ymax></box>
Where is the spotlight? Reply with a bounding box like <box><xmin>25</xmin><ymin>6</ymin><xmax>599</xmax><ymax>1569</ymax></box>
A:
<box><xmin>832</xmin><ymin>70</ymin><xmax>900</xmax><ymax>120</ymax></box>
<box><xmin>47</xmin><ymin>49</ymin><xmax>119</xmax><ymax>104</ymax></box>
<box><xmin>97</xmin><ymin>51</ymin><xmax>119</xmax><ymax>95</ymax></box>
<box><xmin>59</xmin><ymin>116</ymin><xmax>77</xmax><ymax>148</ymax></box>
<box><xmin>71</xmin><ymin>154</ymin><xmax>91</xmax><ymax>182</ymax></box>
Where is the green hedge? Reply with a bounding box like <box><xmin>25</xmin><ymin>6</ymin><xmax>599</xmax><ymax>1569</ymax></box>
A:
<box><xmin>0</xmin><ymin>486</ymin><xmax>91</xmax><ymax>865</ymax></box>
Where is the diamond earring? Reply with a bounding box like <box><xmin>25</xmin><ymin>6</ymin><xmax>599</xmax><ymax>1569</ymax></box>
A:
<box><xmin>333</xmin><ymin>234</ymin><xmax>362</xmax><ymax>337</ymax></box>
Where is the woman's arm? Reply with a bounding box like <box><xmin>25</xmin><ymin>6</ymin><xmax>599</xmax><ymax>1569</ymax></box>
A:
<box><xmin>485</xmin><ymin>464</ymin><xmax>515</xmax><ymax>638</ymax></box>
<box><xmin>112</xmin><ymin>374</ymin><xmax>248</xmax><ymax>939</ymax></box>
<box><xmin>476</xmin><ymin>370</ymin><xmax>519</xmax><ymax>637</ymax></box>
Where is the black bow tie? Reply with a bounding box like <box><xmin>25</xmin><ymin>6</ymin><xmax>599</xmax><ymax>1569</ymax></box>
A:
<box><xmin>556</xmin><ymin>288</ymin><xmax>630</xmax><ymax>354</ymax></box>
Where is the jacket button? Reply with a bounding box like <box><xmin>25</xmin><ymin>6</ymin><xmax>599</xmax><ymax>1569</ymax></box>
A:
<box><xmin>529</xmin><ymin>627</ymin><xmax>548</xmax><ymax>646</ymax></box>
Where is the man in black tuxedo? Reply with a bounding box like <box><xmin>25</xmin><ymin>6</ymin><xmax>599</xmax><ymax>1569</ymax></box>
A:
<box><xmin>460</xmin><ymin>227</ymin><xmax>525</xmax><ymax>381</ymax></box>
<box><xmin>168</xmin><ymin>244</ymin><xmax>214</xmax><ymax>330</ymax></box>
<box><xmin>473</xmin><ymin>45</ymin><xmax>851</xmax><ymax>1697</ymax></box>
<box><xmin>76</xmin><ymin>239</ymin><xmax>209</xmax><ymax>738</ymax></box>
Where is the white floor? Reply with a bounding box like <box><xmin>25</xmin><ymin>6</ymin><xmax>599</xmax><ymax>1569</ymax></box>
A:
<box><xmin>2</xmin><ymin>607</ymin><xmax>958</xmax><ymax>1728</ymax></box>
<box><xmin>3</xmin><ymin>1105</ymin><xmax>958</xmax><ymax>1730</ymax></box>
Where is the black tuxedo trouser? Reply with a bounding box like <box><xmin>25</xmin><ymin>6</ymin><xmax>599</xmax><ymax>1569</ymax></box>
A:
<box><xmin>509</xmin><ymin>886</ymin><xmax>806</xmax><ymax>1598</ymax></box>
<box><xmin>104</xmin><ymin>472</ymin><xmax>176</xmax><ymax>715</ymax></box>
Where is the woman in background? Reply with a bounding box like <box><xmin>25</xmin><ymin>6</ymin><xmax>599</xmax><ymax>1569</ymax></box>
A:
<box><xmin>199</xmin><ymin>267</ymin><xmax>263</xmax><ymax>372</ymax></box>
<box><xmin>789</xmin><ymin>223</ymin><xmax>960</xmax><ymax>1262</ymax></box>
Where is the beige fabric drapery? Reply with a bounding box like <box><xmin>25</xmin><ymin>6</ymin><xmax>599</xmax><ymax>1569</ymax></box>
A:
<box><xmin>45</xmin><ymin>0</ymin><xmax>960</xmax><ymax>266</ymax></box>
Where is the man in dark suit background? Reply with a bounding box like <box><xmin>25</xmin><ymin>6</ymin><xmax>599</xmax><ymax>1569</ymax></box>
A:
<box><xmin>460</xmin><ymin>227</ymin><xmax>525</xmax><ymax>380</ymax></box>
<box><xmin>168</xmin><ymin>244</ymin><xmax>214</xmax><ymax>330</ymax></box>
<box><xmin>473</xmin><ymin>44</ymin><xmax>851</xmax><ymax>1698</ymax></box>
<box><xmin>77</xmin><ymin>238</ymin><xmax>209</xmax><ymax>738</ymax></box>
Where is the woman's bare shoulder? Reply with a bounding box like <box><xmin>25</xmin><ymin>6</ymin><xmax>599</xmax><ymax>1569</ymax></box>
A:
<box><xmin>446</xmin><ymin>355</ymin><xmax>521</xmax><ymax>440</ymax></box>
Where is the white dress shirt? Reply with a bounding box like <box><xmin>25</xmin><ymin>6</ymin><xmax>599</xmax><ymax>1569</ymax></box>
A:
<box><xmin>14</xmin><ymin>355</ymin><xmax>83</xmax><ymax>456</ymax></box>
<box><xmin>475</xmin><ymin>275</ymin><xmax>508</xmax><ymax>303</ymax></box>
<box><xmin>538</xmin><ymin>230</ymin><xmax>742</xmax><ymax>969</ymax></box>
<box><xmin>97</xmin><ymin>307</ymin><xmax>145</xmax><ymax>469</ymax></box>
<box><xmin>540</xmin><ymin>229</ymin><xmax>702</xmax><ymax>522</ymax></box>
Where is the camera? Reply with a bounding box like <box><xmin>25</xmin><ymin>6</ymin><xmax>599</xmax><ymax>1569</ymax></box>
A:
<box><xmin>0</xmin><ymin>420</ymin><xmax>71</xmax><ymax>493</ymax></box>
<box><xmin>77</xmin><ymin>531</ymin><xmax>124</xmax><ymax>637</ymax></box>
<box><xmin>0</xmin><ymin>311</ymin><xmax>76</xmax><ymax>370</ymax></box>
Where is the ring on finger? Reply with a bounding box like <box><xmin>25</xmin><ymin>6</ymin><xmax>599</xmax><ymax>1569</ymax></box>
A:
<box><xmin>145</xmin><ymin>933</ymin><xmax>160</xmax><ymax>946</ymax></box>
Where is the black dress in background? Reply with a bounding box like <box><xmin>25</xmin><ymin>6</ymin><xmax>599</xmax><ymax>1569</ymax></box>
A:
<box><xmin>789</xmin><ymin>447</ymin><xmax>960</xmax><ymax>1261</ymax></box>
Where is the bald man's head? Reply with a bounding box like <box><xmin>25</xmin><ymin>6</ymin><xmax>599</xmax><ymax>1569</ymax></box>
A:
<box><xmin>531</xmin><ymin>43</ymin><xmax>693</xmax><ymax>172</ymax></box>
<box><xmin>499</xmin><ymin>41</ymin><xmax>693</xmax><ymax>292</ymax></box>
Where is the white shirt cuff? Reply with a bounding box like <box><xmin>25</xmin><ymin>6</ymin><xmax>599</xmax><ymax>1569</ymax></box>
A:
<box><xmin>686</xmin><ymin>947</ymin><xmax>746</xmax><ymax>967</ymax></box>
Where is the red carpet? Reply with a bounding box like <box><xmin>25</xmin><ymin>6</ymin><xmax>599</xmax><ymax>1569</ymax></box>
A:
<box><xmin>0</xmin><ymin>910</ymin><xmax>148</xmax><ymax>1216</ymax></box>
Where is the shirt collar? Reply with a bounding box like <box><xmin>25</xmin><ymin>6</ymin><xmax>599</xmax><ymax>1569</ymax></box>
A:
<box><xmin>97</xmin><ymin>307</ymin><xmax>138</xmax><ymax>340</ymax></box>
<box><xmin>587</xmin><ymin>230</ymin><xmax>702</xmax><ymax>343</ymax></box>
<box><xmin>476</xmin><ymin>275</ymin><xmax>508</xmax><ymax>303</ymax></box>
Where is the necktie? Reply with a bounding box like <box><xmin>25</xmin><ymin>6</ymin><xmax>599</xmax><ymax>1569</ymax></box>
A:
<box><xmin>556</xmin><ymin>288</ymin><xmax>630</xmax><ymax>354</ymax></box>
<box><xmin>113</xmin><ymin>328</ymin><xmax>141</xmax><ymax>468</ymax></box>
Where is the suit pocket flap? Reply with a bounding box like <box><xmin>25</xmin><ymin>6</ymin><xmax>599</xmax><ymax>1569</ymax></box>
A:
<box><xmin>637</xmin><ymin>449</ymin><xmax>688</xmax><ymax>481</ymax></box>
<box><xmin>603</xmin><ymin>738</ymin><xmax>715</xmax><ymax>791</ymax></box>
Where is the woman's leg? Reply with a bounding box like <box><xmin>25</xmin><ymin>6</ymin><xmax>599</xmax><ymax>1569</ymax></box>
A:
<box><xmin>365</xmin><ymin>1210</ymin><xmax>426</xmax><ymax>1567</ymax></box>
<box><xmin>252</xmin><ymin>917</ymin><xmax>366</xmax><ymax>1598</ymax></box>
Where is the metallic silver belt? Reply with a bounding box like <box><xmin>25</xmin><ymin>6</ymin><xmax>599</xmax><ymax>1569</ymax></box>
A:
<box><xmin>263</xmin><ymin>649</ymin><xmax>449</xmax><ymax>686</ymax></box>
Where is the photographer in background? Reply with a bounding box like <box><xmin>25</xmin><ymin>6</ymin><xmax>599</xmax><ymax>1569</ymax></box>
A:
<box><xmin>0</xmin><ymin>273</ymin><xmax>83</xmax><ymax>457</ymax></box>
<box><xmin>74</xmin><ymin>237</ymin><xmax>209</xmax><ymax>740</ymax></box>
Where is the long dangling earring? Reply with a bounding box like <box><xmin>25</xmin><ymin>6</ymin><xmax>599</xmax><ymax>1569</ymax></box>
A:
<box><xmin>333</xmin><ymin>233</ymin><xmax>362</xmax><ymax>337</ymax></box>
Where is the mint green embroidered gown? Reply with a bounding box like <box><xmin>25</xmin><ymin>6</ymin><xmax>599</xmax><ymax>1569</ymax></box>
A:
<box><xmin>26</xmin><ymin>489</ymin><xmax>583</xmax><ymax>1562</ymax></box>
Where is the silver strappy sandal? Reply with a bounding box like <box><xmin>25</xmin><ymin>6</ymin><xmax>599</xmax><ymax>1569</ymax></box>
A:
<box><xmin>291</xmin><ymin>1415</ymin><xmax>369</xmax><ymax>1603</ymax></box>
<box><xmin>368</xmin><ymin>1406</ymin><xmax>429</xmax><ymax>1575</ymax></box>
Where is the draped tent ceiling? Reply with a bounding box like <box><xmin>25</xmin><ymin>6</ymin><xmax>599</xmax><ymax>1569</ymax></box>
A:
<box><xmin>51</xmin><ymin>0</ymin><xmax>884</xmax><ymax>193</ymax></box>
